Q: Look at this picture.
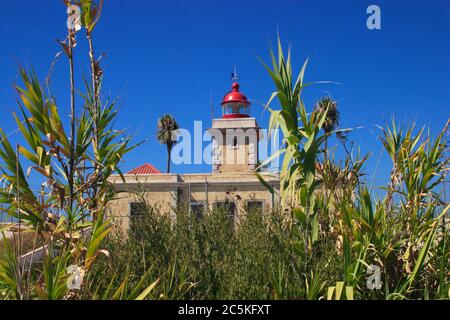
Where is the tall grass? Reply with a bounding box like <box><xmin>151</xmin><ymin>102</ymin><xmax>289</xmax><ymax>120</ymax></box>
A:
<box><xmin>256</xmin><ymin>36</ymin><xmax>449</xmax><ymax>300</ymax></box>
<box><xmin>0</xmin><ymin>0</ymin><xmax>157</xmax><ymax>300</ymax></box>
<box><xmin>93</xmin><ymin>204</ymin><xmax>340</xmax><ymax>300</ymax></box>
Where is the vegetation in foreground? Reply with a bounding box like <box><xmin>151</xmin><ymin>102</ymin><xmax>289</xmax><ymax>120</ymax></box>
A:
<box><xmin>0</xmin><ymin>0</ymin><xmax>449</xmax><ymax>300</ymax></box>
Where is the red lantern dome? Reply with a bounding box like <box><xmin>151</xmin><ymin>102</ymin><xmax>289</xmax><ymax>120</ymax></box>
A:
<box><xmin>221</xmin><ymin>82</ymin><xmax>251</xmax><ymax>119</ymax></box>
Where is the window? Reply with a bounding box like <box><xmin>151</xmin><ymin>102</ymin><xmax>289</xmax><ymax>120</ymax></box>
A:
<box><xmin>213</xmin><ymin>201</ymin><xmax>236</xmax><ymax>218</ymax></box>
<box><xmin>246</xmin><ymin>200</ymin><xmax>263</xmax><ymax>213</ymax></box>
<box><xmin>228</xmin><ymin>136</ymin><xmax>238</xmax><ymax>149</ymax></box>
<box><xmin>130</xmin><ymin>202</ymin><xmax>146</xmax><ymax>219</ymax></box>
<box><xmin>190</xmin><ymin>202</ymin><xmax>205</xmax><ymax>221</ymax></box>
<box><xmin>223</xmin><ymin>102</ymin><xmax>249</xmax><ymax>115</ymax></box>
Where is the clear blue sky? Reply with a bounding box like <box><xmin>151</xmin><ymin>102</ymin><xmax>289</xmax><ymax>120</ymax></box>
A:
<box><xmin>1</xmin><ymin>0</ymin><xmax>449</xmax><ymax>192</ymax></box>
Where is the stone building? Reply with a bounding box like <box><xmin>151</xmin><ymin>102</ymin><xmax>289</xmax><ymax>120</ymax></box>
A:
<box><xmin>108</xmin><ymin>79</ymin><xmax>280</xmax><ymax>230</ymax></box>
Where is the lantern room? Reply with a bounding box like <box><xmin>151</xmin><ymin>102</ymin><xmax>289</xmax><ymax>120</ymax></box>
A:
<box><xmin>221</xmin><ymin>82</ymin><xmax>250</xmax><ymax>119</ymax></box>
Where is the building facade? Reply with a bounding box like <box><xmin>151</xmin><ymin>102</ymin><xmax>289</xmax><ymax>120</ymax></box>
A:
<box><xmin>108</xmin><ymin>79</ymin><xmax>280</xmax><ymax>229</ymax></box>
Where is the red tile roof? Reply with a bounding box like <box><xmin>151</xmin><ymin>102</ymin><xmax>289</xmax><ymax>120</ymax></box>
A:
<box><xmin>127</xmin><ymin>163</ymin><xmax>161</xmax><ymax>175</ymax></box>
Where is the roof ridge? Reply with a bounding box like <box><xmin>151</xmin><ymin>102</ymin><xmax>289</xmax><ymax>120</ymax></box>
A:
<box><xmin>127</xmin><ymin>163</ymin><xmax>161</xmax><ymax>175</ymax></box>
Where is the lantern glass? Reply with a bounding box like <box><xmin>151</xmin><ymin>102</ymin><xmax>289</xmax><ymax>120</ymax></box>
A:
<box><xmin>222</xmin><ymin>102</ymin><xmax>249</xmax><ymax>116</ymax></box>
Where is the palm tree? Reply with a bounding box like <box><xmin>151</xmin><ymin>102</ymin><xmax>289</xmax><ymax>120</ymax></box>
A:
<box><xmin>314</xmin><ymin>97</ymin><xmax>340</xmax><ymax>161</ymax></box>
<box><xmin>156</xmin><ymin>114</ymin><xmax>179</xmax><ymax>173</ymax></box>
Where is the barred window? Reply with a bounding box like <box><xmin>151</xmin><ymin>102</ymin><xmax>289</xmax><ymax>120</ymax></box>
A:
<box><xmin>246</xmin><ymin>200</ymin><xmax>263</xmax><ymax>213</ymax></box>
<box><xmin>213</xmin><ymin>201</ymin><xmax>236</xmax><ymax>218</ymax></box>
<box><xmin>190</xmin><ymin>202</ymin><xmax>205</xmax><ymax>221</ymax></box>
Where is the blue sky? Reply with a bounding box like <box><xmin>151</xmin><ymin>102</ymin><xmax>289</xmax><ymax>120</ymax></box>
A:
<box><xmin>0</xmin><ymin>0</ymin><xmax>449</xmax><ymax>193</ymax></box>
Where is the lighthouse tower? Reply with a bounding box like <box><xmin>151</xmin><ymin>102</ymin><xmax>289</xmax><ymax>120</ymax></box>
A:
<box><xmin>209</xmin><ymin>75</ymin><xmax>260</xmax><ymax>173</ymax></box>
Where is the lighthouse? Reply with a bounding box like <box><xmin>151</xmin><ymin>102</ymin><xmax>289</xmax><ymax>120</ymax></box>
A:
<box><xmin>209</xmin><ymin>75</ymin><xmax>261</xmax><ymax>173</ymax></box>
<box><xmin>109</xmin><ymin>72</ymin><xmax>280</xmax><ymax>227</ymax></box>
